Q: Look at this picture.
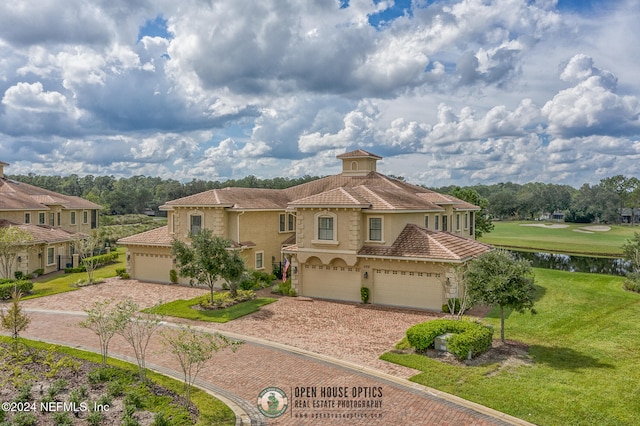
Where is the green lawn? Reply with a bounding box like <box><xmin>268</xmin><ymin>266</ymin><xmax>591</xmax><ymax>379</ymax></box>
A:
<box><xmin>479</xmin><ymin>221</ymin><xmax>638</xmax><ymax>256</ymax></box>
<box><xmin>147</xmin><ymin>295</ymin><xmax>277</xmax><ymax>323</ymax></box>
<box><xmin>24</xmin><ymin>249</ymin><xmax>125</xmax><ymax>300</ymax></box>
<box><xmin>381</xmin><ymin>268</ymin><xmax>640</xmax><ymax>425</ymax></box>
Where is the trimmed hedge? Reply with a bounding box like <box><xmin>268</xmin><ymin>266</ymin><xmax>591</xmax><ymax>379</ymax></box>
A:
<box><xmin>0</xmin><ymin>280</ymin><xmax>34</xmax><ymax>299</ymax></box>
<box><xmin>406</xmin><ymin>319</ymin><xmax>494</xmax><ymax>360</ymax></box>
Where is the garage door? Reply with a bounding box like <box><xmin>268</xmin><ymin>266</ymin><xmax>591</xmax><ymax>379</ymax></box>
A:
<box><xmin>301</xmin><ymin>264</ymin><xmax>361</xmax><ymax>302</ymax></box>
<box><xmin>373</xmin><ymin>269</ymin><xmax>443</xmax><ymax>310</ymax></box>
<box><xmin>133</xmin><ymin>253</ymin><xmax>173</xmax><ymax>283</ymax></box>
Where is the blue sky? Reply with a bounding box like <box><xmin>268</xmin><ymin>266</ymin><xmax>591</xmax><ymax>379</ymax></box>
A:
<box><xmin>0</xmin><ymin>0</ymin><xmax>638</xmax><ymax>188</ymax></box>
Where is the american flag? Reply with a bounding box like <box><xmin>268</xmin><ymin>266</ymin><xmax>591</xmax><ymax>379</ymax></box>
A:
<box><xmin>282</xmin><ymin>257</ymin><xmax>290</xmax><ymax>282</ymax></box>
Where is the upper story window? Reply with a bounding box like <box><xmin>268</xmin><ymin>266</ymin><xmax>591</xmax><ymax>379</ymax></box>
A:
<box><xmin>434</xmin><ymin>215</ymin><xmax>439</xmax><ymax>231</ymax></box>
<box><xmin>83</xmin><ymin>211</ymin><xmax>88</xmax><ymax>224</ymax></box>
<box><xmin>442</xmin><ymin>215</ymin><xmax>448</xmax><ymax>232</ymax></box>
<box><xmin>70</xmin><ymin>211</ymin><xmax>76</xmax><ymax>225</ymax></box>
<box><xmin>424</xmin><ymin>215</ymin><xmax>429</xmax><ymax>229</ymax></box>
<box><xmin>318</xmin><ymin>217</ymin><xmax>334</xmax><ymax>240</ymax></box>
<box><xmin>368</xmin><ymin>217</ymin><xmax>383</xmax><ymax>241</ymax></box>
<box><xmin>279</xmin><ymin>213</ymin><xmax>286</xmax><ymax>232</ymax></box>
<box><xmin>49</xmin><ymin>213</ymin><xmax>55</xmax><ymax>226</ymax></box>
<box><xmin>456</xmin><ymin>214</ymin><xmax>460</xmax><ymax>231</ymax></box>
<box><xmin>464</xmin><ymin>213</ymin><xmax>468</xmax><ymax>229</ymax></box>
<box><xmin>39</xmin><ymin>212</ymin><xmax>45</xmax><ymax>225</ymax></box>
<box><xmin>288</xmin><ymin>213</ymin><xmax>295</xmax><ymax>231</ymax></box>
<box><xmin>24</xmin><ymin>213</ymin><xmax>31</xmax><ymax>224</ymax></box>
<box><xmin>190</xmin><ymin>214</ymin><xmax>202</xmax><ymax>234</ymax></box>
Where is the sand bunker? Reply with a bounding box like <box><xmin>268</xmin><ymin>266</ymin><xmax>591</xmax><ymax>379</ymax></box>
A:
<box><xmin>520</xmin><ymin>223</ymin><xmax>569</xmax><ymax>229</ymax></box>
<box><xmin>579</xmin><ymin>225</ymin><xmax>611</xmax><ymax>232</ymax></box>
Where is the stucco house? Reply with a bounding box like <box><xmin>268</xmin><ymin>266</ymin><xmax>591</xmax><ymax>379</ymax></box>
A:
<box><xmin>0</xmin><ymin>161</ymin><xmax>102</xmax><ymax>278</ymax></box>
<box><xmin>119</xmin><ymin>150</ymin><xmax>492</xmax><ymax>311</ymax></box>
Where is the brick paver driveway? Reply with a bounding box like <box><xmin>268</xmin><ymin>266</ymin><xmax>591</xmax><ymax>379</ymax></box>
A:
<box><xmin>19</xmin><ymin>279</ymin><xmax>531</xmax><ymax>425</ymax></box>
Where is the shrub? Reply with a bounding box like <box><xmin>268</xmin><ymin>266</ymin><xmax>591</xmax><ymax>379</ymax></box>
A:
<box><xmin>442</xmin><ymin>298</ymin><xmax>463</xmax><ymax>314</ymax></box>
<box><xmin>0</xmin><ymin>280</ymin><xmax>33</xmax><ymax>300</ymax></box>
<box><xmin>623</xmin><ymin>273</ymin><xmax>640</xmax><ymax>293</ymax></box>
<box><xmin>14</xmin><ymin>271</ymin><xmax>24</xmax><ymax>280</ymax></box>
<box><xmin>116</xmin><ymin>268</ymin><xmax>130</xmax><ymax>279</ymax></box>
<box><xmin>169</xmin><ymin>269</ymin><xmax>178</xmax><ymax>284</ymax></box>
<box><xmin>406</xmin><ymin>319</ymin><xmax>494</xmax><ymax>360</ymax></box>
<box><xmin>272</xmin><ymin>279</ymin><xmax>296</xmax><ymax>296</ymax></box>
<box><xmin>361</xmin><ymin>287</ymin><xmax>370</xmax><ymax>304</ymax></box>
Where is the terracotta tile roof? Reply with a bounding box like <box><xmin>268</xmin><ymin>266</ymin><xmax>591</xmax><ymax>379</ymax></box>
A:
<box><xmin>288</xmin><ymin>187</ymin><xmax>371</xmax><ymax>208</ymax></box>
<box><xmin>416</xmin><ymin>192</ymin><xmax>480</xmax><ymax>210</ymax></box>
<box><xmin>0</xmin><ymin>178</ymin><xmax>102</xmax><ymax>210</ymax></box>
<box><xmin>117</xmin><ymin>226</ymin><xmax>173</xmax><ymax>247</ymax></box>
<box><xmin>0</xmin><ymin>219</ymin><xmax>84</xmax><ymax>244</ymax></box>
<box><xmin>162</xmin><ymin>187</ymin><xmax>290</xmax><ymax>210</ymax></box>
<box><xmin>336</xmin><ymin>149</ymin><xmax>382</xmax><ymax>159</ymax></box>
<box><xmin>358</xmin><ymin>224</ymin><xmax>493</xmax><ymax>262</ymax></box>
<box><xmin>281</xmin><ymin>234</ymin><xmax>296</xmax><ymax>245</ymax></box>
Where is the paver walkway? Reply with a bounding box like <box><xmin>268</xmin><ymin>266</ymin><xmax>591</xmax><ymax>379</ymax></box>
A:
<box><xmin>18</xmin><ymin>279</ymin><xmax>533</xmax><ymax>425</ymax></box>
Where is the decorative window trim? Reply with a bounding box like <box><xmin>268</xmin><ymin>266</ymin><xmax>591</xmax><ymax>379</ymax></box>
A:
<box><xmin>39</xmin><ymin>212</ymin><xmax>45</xmax><ymax>225</ymax></box>
<box><xmin>312</xmin><ymin>211</ymin><xmax>338</xmax><ymax>245</ymax></box>
<box><xmin>279</xmin><ymin>213</ymin><xmax>286</xmax><ymax>232</ymax></box>
<box><xmin>70</xmin><ymin>211</ymin><xmax>76</xmax><ymax>225</ymax></box>
<box><xmin>24</xmin><ymin>213</ymin><xmax>31</xmax><ymax>224</ymax></box>
<box><xmin>288</xmin><ymin>213</ymin><xmax>295</xmax><ymax>232</ymax></box>
<box><xmin>366</xmin><ymin>216</ymin><xmax>384</xmax><ymax>243</ymax></box>
<box><xmin>83</xmin><ymin>210</ymin><xmax>88</xmax><ymax>224</ymax></box>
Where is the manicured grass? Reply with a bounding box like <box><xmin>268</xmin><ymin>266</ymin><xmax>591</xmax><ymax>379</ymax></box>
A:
<box><xmin>1</xmin><ymin>336</ymin><xmax>235</xmax><ymax>425</ymax></box>
<box><xmin>381</xmin><ymin>268</ymin><xmax>640</xmax><ymax>425</ymax></box>
<box><xmin>479</xmin><ymin>221</ymin><xmax>638</xmax><ymax>256</ymax></box>
<box><xmin>148</xmin><ymin>295</ymin><xmax>277</xmax><ymax>323</ymax></box>
<box><xmin>23</xmin><ymin>249</ymin><xmax>125</xmax><ymax>300</ymax></box>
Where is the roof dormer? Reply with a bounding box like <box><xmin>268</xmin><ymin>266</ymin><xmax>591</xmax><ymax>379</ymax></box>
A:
<box><xmin>336</xmin><ymin>149</ymin><xmax>382</xmax><ymax>177</ymax></box>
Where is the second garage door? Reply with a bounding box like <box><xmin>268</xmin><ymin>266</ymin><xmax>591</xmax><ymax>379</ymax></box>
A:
<box><xmin>301</xmin><ymin>263</ymin><xmax>361</xmax><ymax>302</ymax></box>
<box><xmin>373</xmin><ymin>269</ymin><xmax>443</xmax><ymax>310</ymax></box>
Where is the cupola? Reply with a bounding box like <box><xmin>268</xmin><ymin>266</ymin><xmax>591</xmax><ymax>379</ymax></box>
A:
<box><xmin>336</xmin><ymin>150</ymin><xmax>382</xmax><ymax>177</ymax></box>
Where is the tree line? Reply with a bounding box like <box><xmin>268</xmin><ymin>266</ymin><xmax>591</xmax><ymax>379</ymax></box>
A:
<box><xmin>434</xmin><ymin>175</ymin><xmax>640</xmax><ymax>224</ymax></box>
<box><xmin>9</xmin><ymin>173</ymin><xmax>320</xmax><ymax>216</ymax></box>
<box><xmin>10</xmin><ymin>172</ymin><xmax>640</xmax><ymax>224</ymax></box>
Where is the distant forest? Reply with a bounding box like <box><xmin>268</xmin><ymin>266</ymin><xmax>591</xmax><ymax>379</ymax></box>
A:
<box><xmin>9</xmin><ymin>173</ymin><xmax>639</xmax><ymax>224</ymax></box>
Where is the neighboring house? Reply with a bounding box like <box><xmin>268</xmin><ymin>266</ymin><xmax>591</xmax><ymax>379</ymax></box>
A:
<box><xmin>118</xmin><ymin>150</ymin><xmax>492</xmax><ymax>311</ymax></box>
<box><xmin>0</xmin><ymin>161</ymin><xmax>102</xmax><ymax>278</ymax></box>
<box><xmin>620</xmin><ymin>208</ymin><xmax>640</xmax><ymax>224</ymax></box>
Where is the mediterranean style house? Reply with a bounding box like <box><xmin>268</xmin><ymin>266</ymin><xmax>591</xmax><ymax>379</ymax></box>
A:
<box><xmin>119</xmin><ymin>150</ymin><xmax>492</xmax><ymax>311</ymax></box>
<box><xmin>0</xmin><ymin>161</ymin><xmax>102</xmax><ymax>278</ymax></box>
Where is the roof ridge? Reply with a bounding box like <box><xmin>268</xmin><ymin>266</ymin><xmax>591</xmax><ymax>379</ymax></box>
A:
<box><xmin>338</xmin><ymin>187</ymin><xmax>364</xmax><ymax>205</ymax></box>
<box><xmin>355</xmin><ymin>185</ymin><xmax>394</xmax><ymax>209</ymax></box>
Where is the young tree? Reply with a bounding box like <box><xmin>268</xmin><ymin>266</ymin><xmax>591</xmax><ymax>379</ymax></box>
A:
<box><xmin>0</xmin><ymin>225</ymin><xmax>33</xmax><ymax>279</ymax></box>
<box><xmin>72</xmin><ymin>230</ymin><xmax>105</xmax><ymax>284</ymax></box>
<box><xmin>78</xmin><ymin>299</ymin><xmax>124</xmax><ymax>364</ymax></box>
<box><xmin>161</xmin><ymin>325</ymin><xmax>241</xmax><ymax>405</ymax></box>
<box><xmin>0</xmin><ymin>289</ymin><xmax>30</xmax><ymax>343</ymax></box>
<box><xmin>440</xmin><ymin>265</ymin><xmax>470</xmax><ymax>320</ymax></box>
<box><xmin>172</xmin><ymin>229</ymin><xmax>246</xmax><ymax>303</ymax></box>
<box><xmin>465</xmin><ymin>250</ymin><xmax>537</xmax><ymax>342</ymax></box>
<box><xmin>114</xmin><ymin>299</ymin><xmax>164</xmax><ymax>380</ymax></box>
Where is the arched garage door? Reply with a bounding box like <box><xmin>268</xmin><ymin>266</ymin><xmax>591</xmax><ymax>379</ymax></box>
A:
<box><xmin>132</xmin><ymin>253</ymin><xmax>173</xmax><ymax>283</ymax></box>
<box><xmin>300</xmin><ymin>259</ymin><xmax>361</xmax><ymax>302</ymax></box>
<box><xmin>373</xmin><ymin>269</ymin><xmax>443</xmax><ymax>310</ymax></box>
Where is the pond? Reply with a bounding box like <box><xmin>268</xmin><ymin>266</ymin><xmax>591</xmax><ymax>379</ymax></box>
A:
<box><xmin>509</xmin><ymin>250</ymin><xmax>629</xmax><ymax>276</ymax></box>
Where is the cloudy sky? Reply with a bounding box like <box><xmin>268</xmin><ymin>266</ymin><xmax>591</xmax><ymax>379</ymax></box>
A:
<box><xmin>1</xmin><ymin>0</ymin><xmax>638</xmax><ymax>188</ymax></box>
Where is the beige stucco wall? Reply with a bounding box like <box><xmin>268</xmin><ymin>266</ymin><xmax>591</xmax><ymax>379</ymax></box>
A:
<box><xmin>0</xmin><ymin>208</ymin><xmax>98</xmax><ymax>234</ymax></box>
<box><xmin>169</xmin><ymin>207</ymin><xmax>227</xmax><ymax>242</ymax></box>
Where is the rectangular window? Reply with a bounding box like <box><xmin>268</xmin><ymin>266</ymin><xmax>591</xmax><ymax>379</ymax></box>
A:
<box><xmin>49</xmin><ymin>213</ymin><xmax>55</xmax><ymax>226</ymax></box>
<box><xmin>38</xmin><ymin>212</ymin><xmax>45</xmax><ymax>224</ymax></box>
<box><xmin>24</xmin><ymin>213</ymin><xmax>31</xmax><ymax>224</ymax></box>
<box><xmin>190</xmin><ymin>215</ymin><xmax>202</xmax><ymax>234</ymax></box>
<box><xmin>279</xmin><ymin>213</ymin><xmax>286</xmax><ymax>232</ymax></box>
<box><xmin>288</xmin><ymin>213</ymin><xmax>295</xmax><ymax>231</ymax></box>
<box><xmin>57</xmin><ymin>212</ymin><xmax>61</xmax><ymax>226</ymax></box>
<box><xmin>465</xmin><ymin>213</ymin><xmax>468</xmax><ymax>229</ymax></box>
<box><xmin>83</xmin><ymin>211</ymin><xmax>88</xmax><ymax>224</ymax></box>
<box><xmin>424</xmin><ymin>215</ymin><xmax>429</xmax><ymax>229</ymax></box>
<box><xmin>434</xmin><ymin>215</ymin><xmax>439</xmax><ymax>231</ymax></box>
<box><xmin>369</xmin><ymin>217</ymin><xmax>382</xmax><ymax>241</ymax></box>
<box><xmin>442</xmin><ymin>215</ymin><xmax>448</xmax><ymax>232</ymax></box>
<box><xmin>456</xmin><ymin>214</ymin><xmax>460</xmax><ymax>231</ymax></box>
<box><xmin>318</xmin><ymin>217</ymin><xmax>334</xmax><ymax>240</ymax></box>
<box><xmin>70</xmin><ymin>212</ymin><xmax>76</xmax><ymax>225</ymax></box>
<box><xmin>255</xmin><ymin>252</ymin><xmax>264</xmax><ymax>269</ymax></box>
<box><xmin>47</xmin><ymin>247</ymin><xmax>55</xmax><ymax>265</ymax></box>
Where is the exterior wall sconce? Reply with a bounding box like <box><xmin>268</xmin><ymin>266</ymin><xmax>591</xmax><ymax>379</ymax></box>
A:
<box><xmin>17</xmin><ymin>256</ymin><xmax>22</xmax><ymax>263</ymax></box>
<box><xmin>127</xmin><ymin>254</ymin><xmax>131</xmax><ymax>261</ymax></box>
<box><xmin>293</xmin><ymin>266</ymin><xmax>298</xmax><ymax>274</ymax></box>
<box><xmin>364</xmin><ymin>272</ymin><xmax>369</xmax><ymax>279</ymax></box>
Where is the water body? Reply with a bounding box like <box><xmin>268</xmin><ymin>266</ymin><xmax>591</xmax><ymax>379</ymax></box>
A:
<box><xmin>509</xmin><ymin>250</ymin><xmax>629</xmax><ymax>276</ymax></box>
